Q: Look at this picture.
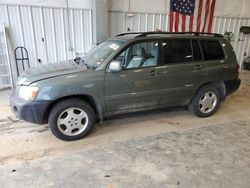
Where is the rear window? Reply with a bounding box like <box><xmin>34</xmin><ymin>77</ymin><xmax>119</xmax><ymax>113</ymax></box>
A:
<box><xmin>162</xmin><ymin>39</ymin><xmax>192</xmax><ymax>64</ymax></box>
<box><xmin>200</xmin><ymin>40</ymin><xmax>225</xmax><ymax>60</ymax></box>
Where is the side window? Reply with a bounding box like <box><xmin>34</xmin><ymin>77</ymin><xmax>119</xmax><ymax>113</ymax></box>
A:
<box><xmin>162</xmin><ymin>39</ymin><xmax>192</xmax><ymax>64</ymax></box>
<box><xmin>192</xmin><ymin>40</ymin><xmax>202</xmax><ymax>61</ymax></box>
<box><xmin>200</xmin><ymin>40</ymin><xmax>225</xmax><ymax>60</ymax></box>
<box><xmin>115</xmin><ymin>41</ymin><xmax>159</xmax><ymax>69</ymax></box>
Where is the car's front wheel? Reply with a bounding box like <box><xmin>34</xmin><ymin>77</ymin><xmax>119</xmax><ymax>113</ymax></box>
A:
<box><xmin>48</xmin><ymin>99</ymin><xmax>95</xmax><ymax>141</ymax></box>
<box><xmin>189</xmin><ymin>85</ymin><xmax>221</xmax><ymax>117</ymax></box>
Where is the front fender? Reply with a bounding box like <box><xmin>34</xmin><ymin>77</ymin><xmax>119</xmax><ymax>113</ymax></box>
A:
<box><xmin>31</xmin><ymin>71</ymin><xmax>106</xmax><ymax>120</ymax></box>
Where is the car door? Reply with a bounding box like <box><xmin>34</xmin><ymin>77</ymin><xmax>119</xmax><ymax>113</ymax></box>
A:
<box><xmin>199</xmin><ymin>39</ymin><xmax>228</xmax><ymax>80</ymax></box>
<box><xmin>159</xmin><ymin>39</ymin><xmax>208</xmax><ymax>106</ymax></box>
<box><xmin>104</xmin><ymin>40</ymin><xmax>161</xmax><ymax>112</ymax></box>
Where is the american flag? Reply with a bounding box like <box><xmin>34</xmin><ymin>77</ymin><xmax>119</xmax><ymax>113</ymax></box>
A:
<box><xmin>170</xmin><ymin>0</ymin><xmax>216</xmax><ymax>33</ymax></box>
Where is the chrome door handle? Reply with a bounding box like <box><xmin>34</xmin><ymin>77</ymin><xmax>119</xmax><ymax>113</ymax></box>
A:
<box><xmin>194</xmin><ymin>64</ymin><xmax>202</xmax><ymax>70</ymax></box>
<box><xmin>148</xmin><ymin>70</ymin><xmax>159</xmax><ymax>76</ymax></box>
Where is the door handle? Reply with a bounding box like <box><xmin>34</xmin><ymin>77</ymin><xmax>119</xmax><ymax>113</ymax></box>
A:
<box><xmin>148</xmin><ymin>70</ymin><xmax>159</xmax><ymax>76</ymax></box>
<box><xmin>194</xmin><ymin>64</ymin><xmax>202</xmax><ymax>70</ymax></box>
<box><xmin>224</xmin><ymin>65</ymin><xmax>229</xmax><ymax>68</ymax></box>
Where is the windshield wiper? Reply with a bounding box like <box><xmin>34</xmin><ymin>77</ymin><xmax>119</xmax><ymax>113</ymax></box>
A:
<box><xmin>74</xmin><ymin>57</ymin><xmax>82</xmax><ymax>64</ymax></box>
<box><xmin>82</xmin><ymin>61</ymin><xmax>95</xmax><ymax>70</ymax></box>
<box><xmin>74</xmin><ymin>56</ymin><xmax>96</xmax><ymax>70</ymax></box>
<box><xmin>74</xmin><ymin>57</ymin><xmax>92</xmax><ymax>69</ymax></box>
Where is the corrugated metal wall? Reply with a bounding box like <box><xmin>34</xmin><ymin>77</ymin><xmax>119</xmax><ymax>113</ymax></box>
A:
<box><xmin>109</xmin><ymin>11</ymin><xmax>250</xmax><ymax>68</ymax></box>
<box><xmin>0</xmin><ymin>4</ymin><xmax>93</xmax><ymax>83</ymax></box>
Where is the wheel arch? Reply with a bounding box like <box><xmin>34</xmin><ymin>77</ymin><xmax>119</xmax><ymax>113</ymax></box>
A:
<box><xmin>189</xmin><ymin>81</ymin><xmax>226</xmax><ymax>105</ymax></box>
<box><xmin>43</xmin><ymin>94</ymin><xmax>103</xmax><ymax>123</ymax></box>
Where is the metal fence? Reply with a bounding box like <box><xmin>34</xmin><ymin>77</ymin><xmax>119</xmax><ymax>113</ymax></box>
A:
<box><xmin>0</xmin><ymin>4</ymin><xmax>93</xmax><ymax>84</ymax></box>
<box><xmin>109</xmin><ymin>10</ymin><xmax>250</xmax><ymax>67</ymax></box>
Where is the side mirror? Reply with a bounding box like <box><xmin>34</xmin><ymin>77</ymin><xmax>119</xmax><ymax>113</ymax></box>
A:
<box><xmin>109</xmin><ymin>61</ymin><xmax>122</xmax><ymax>72</ymax></box>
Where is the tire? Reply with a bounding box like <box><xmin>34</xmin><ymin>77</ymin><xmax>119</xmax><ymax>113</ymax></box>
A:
<box><xmin>48</xmin><ymin>98</ymin><xmax>95</xmax><ymax>141</ymax></box>
<box><xmin>189</xmin><ymin>85</ymin><xmax>221</xmax><ymax>117</ymax></box>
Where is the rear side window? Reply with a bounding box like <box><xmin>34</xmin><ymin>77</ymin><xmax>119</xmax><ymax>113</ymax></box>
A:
<box><xmin>192</xmin><ymin>40</ymin><xmax>202</xmax><ymax>61</ymax></box>
<box><xmin>200</xmin><ymin>40</ymin><xmax>225</xmax><ymax>60</ymax></box>
<box><xmin>162</xmin><ymin>39</ymin><xmax>192</xmax><ymax>64</ymax></box>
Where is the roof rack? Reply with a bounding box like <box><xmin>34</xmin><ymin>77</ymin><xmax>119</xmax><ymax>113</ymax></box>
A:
<box><xmin>116</xmin><ymin>32</ymin><xmax>144</xmax><ymax>37</ymax></box>
<box><xmin>116</xmin><ymin>31</ymin><xmax>223</xmax><ymax>38</ymax></box>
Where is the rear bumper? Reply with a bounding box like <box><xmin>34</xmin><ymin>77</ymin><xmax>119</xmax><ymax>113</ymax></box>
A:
<box><xmin>225</xmin><ymin>79</ymin><xmax>241</xmax><ymax>96</ymax></box>
<box><xmin>10</xmin><ymin>92</ymin><xmax>50</xmax><ymax>124</ymax></box>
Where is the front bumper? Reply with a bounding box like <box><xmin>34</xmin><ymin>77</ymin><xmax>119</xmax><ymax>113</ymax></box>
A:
<box><xmin>10</xmin><ymin>92</ymin><xmax>50</xmax><ymax>124</ymax></box>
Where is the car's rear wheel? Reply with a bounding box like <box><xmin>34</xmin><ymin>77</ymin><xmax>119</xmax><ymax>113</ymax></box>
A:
<box><xmin>49</xmin><ymin>99</ymin><xmax>95</xmax><ymax>141</ymax></box>
<box><xmin>189</xmin><ymin>85</ymin><xmax>221</xmax><ymax>117</ymax></box>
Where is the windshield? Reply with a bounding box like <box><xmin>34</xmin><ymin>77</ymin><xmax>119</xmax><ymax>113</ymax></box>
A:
<box><xmin>81</xmin><ymin>40</ymin><xmax>125</xmax><ymax>69</ymax></box>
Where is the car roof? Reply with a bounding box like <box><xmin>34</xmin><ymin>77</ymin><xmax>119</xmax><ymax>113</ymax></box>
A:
<box><xmin>111</xmin><ymin>31</ymin><xmax>224</xmax><ymax>42</ymax></box>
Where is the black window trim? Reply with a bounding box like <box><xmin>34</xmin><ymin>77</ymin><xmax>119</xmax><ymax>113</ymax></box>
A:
<box><xmin>197</xmin><ymin>39</ymin><xmax>205</xmax><ymax>61</ymax></box>
<box><xmin>191</xmin><ymin>39</ymin><xmax>203</xmax><ymax>62</ymax></box>
<box><xmin>218</xmin><ymin>40</ymin><xmax>228</xmax><ymax>61</ymax></box>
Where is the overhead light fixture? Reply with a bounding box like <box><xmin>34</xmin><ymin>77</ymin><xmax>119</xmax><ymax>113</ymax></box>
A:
<box><xmin>127</xmin><ymin>13</ymin><xmax>135</xmax><ymax>17</ymax></box>
<box><xmin>127</xmin><ymin>0</ymin><xmax>134</xmax><ymax>17</ymax></box>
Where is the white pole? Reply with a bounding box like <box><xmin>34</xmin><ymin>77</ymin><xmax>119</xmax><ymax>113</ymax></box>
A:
<box><xmin>3</xmin><ymin>24</ymin><xmax>14</xmax><ymax>89</ymax></box>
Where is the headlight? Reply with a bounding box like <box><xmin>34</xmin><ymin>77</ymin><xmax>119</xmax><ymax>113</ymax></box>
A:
<box><xmin>18</xmin><ymin>86</ymin><xmax>39</xmax><ymax>101</ymax></box>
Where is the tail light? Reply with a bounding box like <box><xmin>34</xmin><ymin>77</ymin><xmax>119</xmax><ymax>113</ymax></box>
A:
<box><xmin>236</xmin><ymin>63</ymin><xmax>240</xmax><ymax>79</ymax></box>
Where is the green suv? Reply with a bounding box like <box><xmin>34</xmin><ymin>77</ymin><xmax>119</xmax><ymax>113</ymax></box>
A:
<box><xmin>10</xmin><ymin>32</ymin><xmax>241</xmax><ymax>141</ymax></box>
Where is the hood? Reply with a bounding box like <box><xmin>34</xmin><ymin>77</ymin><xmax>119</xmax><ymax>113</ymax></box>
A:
<box><xmin>17</xmin><ymin>60</ymin><xmax>87</xmax><ymax>86</ymax></box>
